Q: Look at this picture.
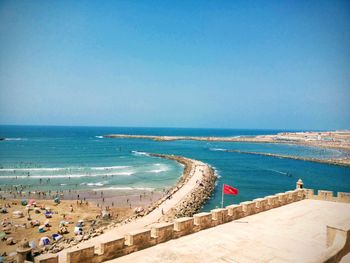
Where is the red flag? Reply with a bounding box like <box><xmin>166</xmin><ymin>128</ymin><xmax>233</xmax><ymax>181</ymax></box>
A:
<box><xmin>223</xmin><ymin>184</ymin><xmax>238</xmax><ymax>195</ymax></box>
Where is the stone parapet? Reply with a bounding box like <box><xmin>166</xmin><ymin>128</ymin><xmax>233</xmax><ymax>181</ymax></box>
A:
<box><xmin>97</xmin><ymin>236</ymin><xmax>125</xmax><ymax>261</ymax></box>
<box><xmin>226</xmin><ymin>204</ymin><xmax>243</xmax><ymax>220</ymax></box>
<box><xmin>266</xmin><ymin>195</ymin><xmax>279</xmax><ymax>209</ymax></box>
<box><xmin>125</xmin><ymin>229</ymin><xmax>152</xmax><ymax>247</ymax></box>
<box><xmin>33</xmin><ymin>254</ymin><xmax>58</xmax><ymax>263</ymax></box>
<box><xmin>66</xmin><ymin>245</ymin><xmax>94</xmax><ymax>263</ymax></box>
<box><xmin>173</xmin><ymin>217</ymin><xmax>194</xmax><ymax>237</ymax></box>
<box><xmin>151</xmin><ymin>222</ymin><xmax>174</xmax><ymax>243</ymax></box>
<box><xmin>31</xmin><ymin>184</ymin><xmax>350</xmax><ymax>263</ymax></box>
<box><xmin>337</xmin><ymin>192</ymin><xmax>350</xmax><ymax>203</ymax></box>
<box><xmin>211</xmin><ymin>208</ymin><xmax>228</xmax><ymax>225</ymax></box>
<box><xmin>193</xmin><ymin>212</ymin><xmax>212</xmax><ymax>229</ymax></box>
<box><xmin>304</xmin><ymin>189</ymin><xmax>350</xmax><ymax>203</ymax></box>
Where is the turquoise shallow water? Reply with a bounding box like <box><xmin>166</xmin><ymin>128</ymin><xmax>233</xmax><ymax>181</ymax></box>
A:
<box><xmin>0</xmin><ymin>125</ymin><xmax>349</xmax><ymax>211</ymax></box>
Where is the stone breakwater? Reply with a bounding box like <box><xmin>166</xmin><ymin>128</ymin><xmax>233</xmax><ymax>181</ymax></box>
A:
<box><xmin>149</xmin><ymin>154</ymin><xmax>217</xmax><ymax>220</ymax></box>
<box><xmin>227</xmin><ymin>149</ymin><xmax>350</xmax><ymax>167</ymax></box>
<box><xmin>163</xmin><ymin>166</ymin><xmax>216</xmax><ymax>220</ymax></box>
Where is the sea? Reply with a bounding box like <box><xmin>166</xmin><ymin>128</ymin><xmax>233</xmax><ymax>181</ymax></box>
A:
<box><xmin>0</xmin><ymin>125</ymin><xmax>349</xmax><ymax>211</ymax></box>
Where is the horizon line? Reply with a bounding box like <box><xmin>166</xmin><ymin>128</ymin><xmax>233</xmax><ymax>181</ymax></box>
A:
<box><xmin>0</xmin><ymin>123</ymin><xmax>346</xmax><ymax>132</ymax></box>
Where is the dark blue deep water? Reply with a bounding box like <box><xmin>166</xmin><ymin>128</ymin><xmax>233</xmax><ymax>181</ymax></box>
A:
<box><xmin>0</xmin><ymin>125</ymin><xmax>349</xmax><ymax>211</ymax></box>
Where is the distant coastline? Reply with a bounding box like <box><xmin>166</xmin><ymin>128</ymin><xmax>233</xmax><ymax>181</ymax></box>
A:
<box><xmin>104</xmin><ymin>131</ymin><xmax>350</xmax><ymax>166</ymax></box>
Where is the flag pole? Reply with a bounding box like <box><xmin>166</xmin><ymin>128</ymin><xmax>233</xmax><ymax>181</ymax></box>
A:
<box><xmin>221</xmin><ymin>184</ymin><xmax>224</xmax><ymax>208</ymax></box>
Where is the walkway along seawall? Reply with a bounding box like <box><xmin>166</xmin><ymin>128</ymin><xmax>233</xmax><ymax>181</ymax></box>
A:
<box><xmin>30</xmin><ymin>179</ymin><xmax>350</xmax><ymax>263</ymax></box>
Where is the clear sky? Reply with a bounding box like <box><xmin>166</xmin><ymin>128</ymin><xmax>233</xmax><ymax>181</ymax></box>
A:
<box><xmin>0</xmin><ymin>0</ymin><xmax>349</xmax><ymax>130</ymax></box>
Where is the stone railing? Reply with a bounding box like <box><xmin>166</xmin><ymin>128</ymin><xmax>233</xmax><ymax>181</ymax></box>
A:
<box><xmin>311</xmin><ymin>221</ymin><xmax>350</xmax><ymax>263</ymax></box>
<box><xmin>28</xmin><ymin>181</ymin><xmax>350</xmax><ymax>263</ymax></box>
<box><xmin>304</xmin><ymin>189</ymin><xmax>350</xmax><ymax>203</ymax></box>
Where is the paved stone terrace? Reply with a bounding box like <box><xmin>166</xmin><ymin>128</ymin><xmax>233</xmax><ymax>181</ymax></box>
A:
<box><xmin>107</xmin><ymin>199</ymin><xmax>350</xmax><ymax>263</ymax></box>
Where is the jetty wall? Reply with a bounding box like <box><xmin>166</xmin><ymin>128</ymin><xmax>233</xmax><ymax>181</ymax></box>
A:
<box><xmin>33</xmin><ymin>184</ymin><xmax>350</xmax><ymax>263</ymax></box>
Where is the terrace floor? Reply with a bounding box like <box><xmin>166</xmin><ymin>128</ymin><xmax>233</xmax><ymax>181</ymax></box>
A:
<box><xmin>107</xmin><ymin>199</ymin><xmax>350</xmax><ymax>263</ymax></box>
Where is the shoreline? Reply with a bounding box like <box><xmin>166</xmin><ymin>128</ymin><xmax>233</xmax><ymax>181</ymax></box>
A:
<box><xmin>1</xmin><ymin>154</ymin><xmax>216</xmax><ymax>259</ymax></box>
<box><xmin>49</xmin><ymin>154</ymin><xmax>216</xmax><ymax>262</ymax></box>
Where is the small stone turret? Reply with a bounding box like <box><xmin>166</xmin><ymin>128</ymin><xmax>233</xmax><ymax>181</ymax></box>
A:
<box><xmin>296</xmin><ymin>179</ymin><xmax>303</xmax><ymax>189</ymax></box>
<box><xmin>16</xmin><ymin>239</ymin><xmax>32</xmax><ymax>263</ymax></box>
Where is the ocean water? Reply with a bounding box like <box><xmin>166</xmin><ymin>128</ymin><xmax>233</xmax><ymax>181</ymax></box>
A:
<box><xmin>0</xmin><ymin>125</ymin><xmax>349</xmax><ymax>211</ymax></box>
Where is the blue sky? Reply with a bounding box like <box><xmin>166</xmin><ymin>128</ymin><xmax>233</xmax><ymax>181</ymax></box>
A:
<box><xmin>0</xmin><ymin>0</ymin><xmax>349</xmax><ymax>129</ymax></box>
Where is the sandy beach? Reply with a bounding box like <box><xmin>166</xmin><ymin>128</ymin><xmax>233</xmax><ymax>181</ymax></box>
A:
<box><xmin>0</xmin><ymin>154</ymin><xmax>216</xmax><ymax>262</ymax></box>
<box><xmin>0</xmin><ymin>199</ymin><xmax>134</xmax><ymax>256</ymax></box>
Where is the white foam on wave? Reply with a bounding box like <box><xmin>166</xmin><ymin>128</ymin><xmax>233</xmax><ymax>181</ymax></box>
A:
<box><xmin>147</xmin><ymin>167</ymin><xmax>169</xmax><ymax>173</ymax></box>
<box><xmin>82</xmin><ymin>181</ymin><xmax>108</xmax><ymax>187</ymax></box>
<box><xmin>0</xmin><ymin>171</ymin><xmax>134</xmax><ymax>179</ymax></box>
<box><xmin>95</xmin><ymin>136</ymin><xmax>104</xmax><ymax>139</ymax></box>
<box><xmin>209</xmin><ymin>148</ymin><xmax>227</xmax><ymax>152</ymax></box>
<box><xmin>146</xmin><ymin>163</ymin><xmax>170</xmax><ymax>173</ymax></box>
<box><xmin>93</xmin><ymin>186</ymin><xmax>154</xmax><ymax>191</ymax></box>
<box><xmin>91</xmin><ymin>166</ymin><xmax>129</xmax><ymax>171</ymax></box>
<box><xmin>131</xmin><ymin>150</ymin><xmax>149</xmax><ymax>156</ymax></box>
<box><xmin>4</xmin><ymin>138</ymin><xmax>27</xmax><ymax>141</ymax></box>
<box><xmin>0</xmin><ymin>167</ymin><xmax>64</xmax><ymax>172</ymax></box>
<box><xmin>0</xmin><ymin>165</ymin><xmax>130</xmax><ymax>172</ymax></box>
<box><xmin>268</xmin><ymin>169</ymin><xmax>287</xmax><ymax>175</ymax></box>
<box><xmin>147</xmin><ymin>169</ymin><xmax>165</xmax><ymax>173</ymax></box>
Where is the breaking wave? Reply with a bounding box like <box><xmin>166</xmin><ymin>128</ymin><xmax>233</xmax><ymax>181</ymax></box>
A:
<box><xmin>0</xmin><ymin>171</ymin><xmax>134</xmax><ymax>179</ymax></box>
<box><xmin>92</xmin><ymin>186</ymin><xmax>154</xmax><ymax>191</ymax></box>
<box><xmin>3</xmin><ymin>138</ymin><xmax>27</xmax><ymax>141</ymax></box>
<box><xmin>131</xmin><ymin>150</ymin><xmax>149</xmax><ymax>156</ymax></box>
<box><xmin>209</xmin><ymin>148</ymin><xmax>227</xmax><ymax>152</ymax></box>
<box><xmin>0</xmin><ymin>166</ymin><xmax>130</xmax><ymax>172</ymax></box>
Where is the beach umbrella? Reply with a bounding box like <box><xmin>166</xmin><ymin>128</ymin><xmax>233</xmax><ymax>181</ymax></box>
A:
<box><xmin>21</xmin><ymin>199</ymin><xmax>28</xmax><ymax>206</ymax></box>
<box><xmin>29</xmin><ymin>199</ymin><xmax>36</xmax><ymax>205</ymax></box>
<box><xmin>12</xmin><ymin>210</ymin><xmax>24</xmax><ymax>218</ymax></box>
<box><xmin>38</xmin><ymin>225</ymin><xmax>46</xmax><ymax>233</ymax></box>
<box><xmin>44</xmin><ymin>219</ymin><xmax>50</xmax><ymax>227</ymax></box>
<box><xmin>74</xmin><ymin>226</ymin><xmax>82</xmax><ymax>235</ymax></box>
<box><xmin>44</xmin><ymin>212</ymin><xmax>52</xmax><ymax>218</ymax></box>
<box><xmin>31</xmin><ymin>220</ymin><xmax>40</xmax><ymax>227</ymax></box>
<box><xmin>52</xmin><ymin>233</ymin><xmax>62</xmax><ymax>241</ymax></box>
<box><xmin>54</xmin><ymin>197</ymin><xmax>60</xmax><ymax>204</ymax></box>
<box><xmin>29</xmin><ymin>240</ymin><xmax>36</xmax><ymax>249</ymax></box>
<box><xmin>39</xmin><ymin>237</ymin><xmax>50</xmax><ymax>246</ymax></box>
<box><xmin>0</xmin><ymin>231</ymin><xmax>6</xmax><ymax>239</ymax></box>
<box><xmin>59</xmin><ymin>220</ymin><xmax>68</xmax><ymax>226</ymax></box>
